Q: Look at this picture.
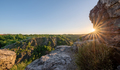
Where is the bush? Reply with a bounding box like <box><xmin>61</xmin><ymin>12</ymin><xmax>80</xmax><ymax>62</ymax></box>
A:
<box><xmin>10</xmin><ymin>61</ymin><xmax>31</xmax><ymax>70</ymax></box>
<box><xmin>0</xmin><ymin>40</ymin><xmax>6</xmax><ymax>48</ymax></box>
<box><xmin>30</xmin><ymin>45</ymin><xmax>53</xmax><ymax>61</ymax></box>
<box><xmin>75</xmin><ymin>41</ymin><xmax>113</xmax><ymax>70</ymax></box>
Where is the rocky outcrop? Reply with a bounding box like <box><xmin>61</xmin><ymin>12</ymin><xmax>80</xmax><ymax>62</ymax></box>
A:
<box><xmin>0</xmin><ymin>49</ymin><xmax>16</xmax><ymax>70</ymax></box>
<box><xmin>89</xmin><ymin>0</ymin><xmax>120</xmax><ymax>68</ymax></box>
<box><xmin>25</xmin><ymin>45</ymin><xmax>77</xmax><ymax>70</ymax></box>
<box><xmin>89</xmin><ymin>0</ymin><xmax>120</xmax><ymax>47</ymax></box>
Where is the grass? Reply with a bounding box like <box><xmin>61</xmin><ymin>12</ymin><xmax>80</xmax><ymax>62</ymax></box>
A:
<box><xmin>75</xmin><ymin>41</ymin><xmax>113</xmax><ymax>70</ymax></box>
<box><xmin>10</xmin><ymin>61</ymin><xmax>31</xmax><ymax>70</ymax></box>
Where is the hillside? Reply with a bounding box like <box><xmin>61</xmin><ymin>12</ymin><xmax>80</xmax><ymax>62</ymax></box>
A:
<box><xmin>3</xmin><ymin>36</ymin><xmax>73</xmax><ymax>64</ymax></box>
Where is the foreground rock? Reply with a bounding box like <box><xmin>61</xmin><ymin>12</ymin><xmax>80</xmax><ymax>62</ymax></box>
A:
<box><xmin>89</xmin><ymin>0</ymin><xmax>120</xmax><ymax>47</ymax></box>
<box><xmin>0</xmin><ymin>49</ymin><xmax>16</xmax><ymax>70</ymax></box>
<box><xmin>25</xmin><ymin>45</ymin><xmax>77</xmax><ymax>70</ymax></box>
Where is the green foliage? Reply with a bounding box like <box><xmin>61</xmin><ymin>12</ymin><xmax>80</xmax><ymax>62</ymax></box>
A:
<box><xmin>11</xmin><ymin>45</ymin><xmax>54</xmax><ymax>70</ymax></box>
<box><xmin>57</xmin><ymin>36</ymin><xmax>73</xmax><ymax>46</ymax></box>
<box><xmin>63</xmin><ymin>34</ymin><xmax>83</xmax><ymax>42</ymax></box>
<box><xmin>75</xmin><ymin>42</ymin><xmax>113</xmax><ymax>70</ymax></box>
<box><xmin>10</xmin><ymin>60</ymin><xmax>31</xmax><ymax>70</ymax></box>
<box><xmin>48</xmin><ymin>41</ymin><xmax>51</xmax><ymax>46</ymax></box>
<box><xmin>16</xmin><ymin>41</ymin><xmax>20</xmax><ymax>44</ymax></box>
<box><xmin>0</xmin><ymin>34</ymin><xmax>81</xmax><ymax>48</ymax></box>
<box><xmin>29</xmin><ymin>45</ymin><xmax>53</xmax><ymax>61</ymax></box>
<box><xmin>79</xmin><ymin>36</ymin><xmax>82</xmax><ymax>41</ymax></box>
<box><xmin>28</xmin><ymin>42</ymin><xmax>31</xmax><ymax>46</ymax></box>
<box><xmin>4</xmin><ymin>34</ymin><xmax>84</xmax><ymax>70</ymax></box>
<box><xmin>0</xmin><ymin>34</ymin><xmax>28</xmax><ymax>48</ymax></box>
<box><xmin>0</xmin><ymin>40</ymin><xmax>6</xmax><ymax>48</ymax></box>
<box><xmin>0</xmin><ymin>35</ymin><xmax>5</xmax><ymax>40</ymax></box>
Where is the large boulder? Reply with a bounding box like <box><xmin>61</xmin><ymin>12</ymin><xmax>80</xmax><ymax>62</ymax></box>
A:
<box><xmin>89</xmin><ymin>0</ymin><xmax>120</xmax><ymax>47</ymax></box>
<box><xmin>25</xmin><ymin>45</ymin><xmax>77</xmax><ymax>70</ymax></box>
<box><xmin>0</xmin><ymin>49</ymin><xmax>16</xmax><ymax>70</ymax></box>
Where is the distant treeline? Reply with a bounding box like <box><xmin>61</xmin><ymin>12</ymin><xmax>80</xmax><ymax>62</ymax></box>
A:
<box><xmin>0</xmin><ymin>34</ymin><xmax>83</xmax><ymax>48</ymax></box>
<box><xmin>0</xmin><ymin>34</ymin><xmax>26</xmax><ymax>48</ymax></box>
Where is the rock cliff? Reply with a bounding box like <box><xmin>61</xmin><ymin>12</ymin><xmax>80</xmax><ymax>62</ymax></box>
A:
<box><xmin>25</xmin><ymin>45</ymin><xmax>77</xmax><ymax>70</ymax></box>
<box><xmin>89</xmin><ymin>0</ymin><xmax>120</xmax><ymax>68</ymax></box>
<box><xmin>0</xmin><ymin>49</ymin><xmax>16</xmax><ymax>70</ymax></box>
<box><xmin>89</xmin><ymin>0</ymin><xmax>120</xmax><ymax>47</ymax></box>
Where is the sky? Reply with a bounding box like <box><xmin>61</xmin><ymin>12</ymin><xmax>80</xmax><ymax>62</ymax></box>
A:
<box><xmin>0</xmin><ymin>0</ymin><xmax>98</xmax><ymax>34</ymax></box>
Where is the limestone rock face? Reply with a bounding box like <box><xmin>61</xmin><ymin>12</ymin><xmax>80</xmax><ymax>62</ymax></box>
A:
<box><xmin>89</xmin><ymin>0</ymin><xmax>120</xmax><ymax>47</ymax></box>
<box><xmin>0</xmin><ymin>49</ymin><xmax>16</xmax><ymax>70</ymax></box>
<box><xmin>25</xmin><ymin>45</ymin><xmax>76</xmax><ymax>70</ymax></box>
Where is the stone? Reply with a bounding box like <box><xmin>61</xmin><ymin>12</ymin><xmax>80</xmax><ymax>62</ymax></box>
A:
<box><xmin>25</xmin><ymin>45</ymin><xmax>77</xmax><ymax>70</ymax></box>
<box><xmin>89</xmin><ymin>0</ymin><xmax>120</xmax><ymax>47</ymax></box>
<box><xmin>0</xmin><ymin>49</ymin><xmax>16</xmax><ymax>70</ymax></box>
<box><xmin>89</xmin><ymin>0</ymin><xmax>120</xmax><ymax>68</ymax></box>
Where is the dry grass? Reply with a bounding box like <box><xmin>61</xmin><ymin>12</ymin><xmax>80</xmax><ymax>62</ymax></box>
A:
<box><xmin>75</xmin><ymin>41</ymin><xmax>113</xmax><ymax>70</ymax></box>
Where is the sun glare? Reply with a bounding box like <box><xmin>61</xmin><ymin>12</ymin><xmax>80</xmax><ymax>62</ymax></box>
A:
<box><xmin>92</xmin><ymin>28</ymin><xmax>95</xmax><ymax>32</ymax></box>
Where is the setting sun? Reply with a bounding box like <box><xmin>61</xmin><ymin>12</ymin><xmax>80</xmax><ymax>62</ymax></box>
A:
<box><xmin>92</xmin><ymin>28</ymin><xmax>95</xmax><ymax>32</ymax></box>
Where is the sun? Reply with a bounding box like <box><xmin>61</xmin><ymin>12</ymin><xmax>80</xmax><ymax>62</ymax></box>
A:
<box><xmin>92</xmin><ymin>28</ymin><xmax>95</xmax><ymax>32</ymax></box>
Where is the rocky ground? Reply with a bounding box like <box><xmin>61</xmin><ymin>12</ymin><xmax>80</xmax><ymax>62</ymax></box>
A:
<box><xmin>25</xmin><ymin>45</ymin><xmax>77</xmax><ymax>70</ymax></box>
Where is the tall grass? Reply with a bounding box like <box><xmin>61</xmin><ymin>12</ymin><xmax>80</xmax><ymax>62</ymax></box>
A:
<box><xmin>75</xmin><ymin>41</ymin><xmax>113</xmax><ymax>70</ymax></box>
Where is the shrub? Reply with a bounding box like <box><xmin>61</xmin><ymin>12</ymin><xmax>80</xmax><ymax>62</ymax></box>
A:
<box><xmin>30</xmin><ymin>45</ymin><xmax>53</xmax><ymax>61</ymax></box>
<box><xmin>75</xmin><ymin>41</ymin><xmax>113</xmax><ymax>70</ymax></box>
<box><xmin>10</xmin><ymin>61</ymin><xmax>31</xmax><ymax>70</ymax></box>
<box><xmin>79</xmin><ymin>36</ymin><xmax>82</xmax><ymax>41</ymax></box>
<box><xmin>48</xmin><ymin>41</ymin><xmax>51</xmax><ymax>46</ymax></box>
